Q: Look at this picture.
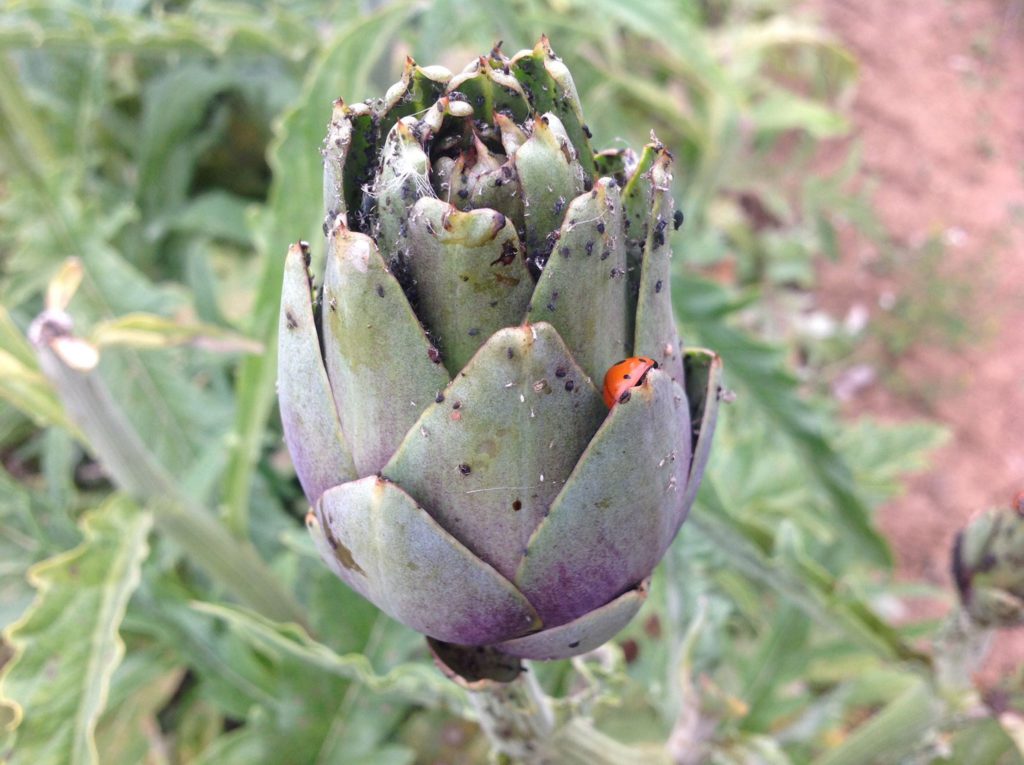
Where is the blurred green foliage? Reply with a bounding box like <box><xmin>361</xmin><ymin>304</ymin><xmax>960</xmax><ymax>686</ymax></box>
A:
<box><xmin>0</xmin><ymin>0</ymin><xmax>1016</xmax><ymax>763</ymax></box>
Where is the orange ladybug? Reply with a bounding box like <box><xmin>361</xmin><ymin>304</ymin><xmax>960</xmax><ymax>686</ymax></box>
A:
<box><xmin>602</xmin><ymin>357</ymin><xmax>658</xmax><ymax>408</ymax></box>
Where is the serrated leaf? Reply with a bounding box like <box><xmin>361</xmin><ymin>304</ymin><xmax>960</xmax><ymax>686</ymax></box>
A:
<box><xmin>0</xmin><ymin>496</ymin><xmax>151</xmax><ymax>765</ymax></box>
<box><xmin>693</xmin><ymin>480</ymin><xmax>929</xmax><ymax>667</ymax></box>
<box><xmin>89</xmin><ymin>312</ymin><xmax>262</xmax><ymax>354</ymax></box>
<box><xmin>675</xmin><ymin>274</ymin><xmax>891</xmax><ymax>566</ymax></box>
<box><xmin>192</xmin><ymin>603</ymin><xmax>465</xmax><ymax>711</ymax></box>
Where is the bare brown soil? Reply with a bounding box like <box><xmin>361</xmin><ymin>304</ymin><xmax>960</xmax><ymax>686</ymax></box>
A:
<box><xmin>806</xmin><ymin>0</ymin><xmax>1024</xmax><ymax>682</ymax></box>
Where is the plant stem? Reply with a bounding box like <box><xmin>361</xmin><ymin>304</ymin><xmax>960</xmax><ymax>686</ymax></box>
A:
<box><xmin>467</xmin><ymin>664</ymin><xmax>667</xmax><ymax>765</ymax></box>
<box><xmin>815</xmin><ymin>607</ymin><xmax>996</xmax><ymax>765</ymax></box>
<box><xmin>933</xmin><ymin>606</ymin><xmax>993</xmax><ymax>697</ymax></box>
<box><xmin>30</xmin><ymin>309</ymin><xmax>308</xmax><ymax>627</ymax></box>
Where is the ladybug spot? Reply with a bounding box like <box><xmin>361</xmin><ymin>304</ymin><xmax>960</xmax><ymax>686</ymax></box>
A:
<box><xmin>622</xmin><ymin>373</ymin><xmax>632</xmax><ymax>380</ymax></box>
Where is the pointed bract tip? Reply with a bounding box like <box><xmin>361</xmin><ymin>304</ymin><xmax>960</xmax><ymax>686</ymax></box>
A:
<box><xmin>328</xmin><ymin>215</ymin><xmax>350</xmax><ymax>240</ymax></box>
<box><xmin>286</xmin><ymin>241</ymin><xmax>312</xmax><ymax>267</ymax></box>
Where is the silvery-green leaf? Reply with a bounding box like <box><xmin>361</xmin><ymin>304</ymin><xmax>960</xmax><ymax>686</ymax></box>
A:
<box><xmin>527</xmin><ymin>178</ymin><xmax>630</xmax><ymax>383</ymax></box>
<box><xmin>508</xmin><ymin>38</ymin><xmax>595</xmax><ymax>176</ymax></box>
<box><xmin>515</xmin><ymin>370</ymin><xmax>688</xmax><ymax>626</ymax></box>
<box><xmin>312</xmin><ymin>477</ymin><xmax>540</xmax><ymax>645</ymax></box>
<box><xmin>278</xmin><ymin>243</ymin><xmax>355</xmax><ymax>504</ymax></box>
<box><xmin>674</xmin><ymin>347</ymin><xmax>723</xmax><ymax>541</ymax></box>
<box><xmin>513</xmin><ymin>113</ymin><xmax>586</xmax><ymax>269</ymax></box>
<box><xmin>320</xmin><ymin>225</ymin><xmax>450</xmax><ymax>475</ymax></box>
<box><xmin>632</xmin><ymin>146</ymin><xmax>684</xmax><ymax>384</ymax></box>
<box><xmin>446</xmin><ymin>57</ymin><xmax>531</xmax><ymax>125</ymax></box>
<box><xmin>382</xmin><ymin>322</ymin><xmax>605</xmax><ymax>581</ymax></box>
<box><xmin>496</xmin><ymin>581</ymin><xmax>648</xmax><ymax>660</ymax></box>
<box><xmin>405</xmin><ymin>199</ymin><xmax>533</xmax><ymax>374</ymax></box>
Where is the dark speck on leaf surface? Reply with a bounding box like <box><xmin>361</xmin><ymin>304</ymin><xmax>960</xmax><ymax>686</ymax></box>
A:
<box><xmin>512</xmin><ymin>499</ymin><xmax>522</xmax><ymax>511</ymax></box>
<box><xmin>376</xmin><ymin>284</ymin><xmax>385</xmax><ymax>298</ymax></box>
<box><xmin>452</xmin><ymin>400</ymin><xmax>462</xmax><ymax>410</ymax></box>
<box><xmin>435</xmin><ymin>392</ymin><xmax>445</xmax><ymax>403</ymax></box>
<box><xmin>459</xmin><ymin>463</ymin><xmax>472</xmax><ymax>475</ymax></box>
<box><xmin>564</xmin><ymin>379</ymin><xmax>575</xmax><ymax>392</ymax></box>
<box><xmin>554</xmin><ymin>366</ymin><xmax>567</xmax><ymax>378</ymax></box>
<box><xmin>673</xmin><ymin>209</ymin><xmax>685</xmax><ymax>230</ymax></box>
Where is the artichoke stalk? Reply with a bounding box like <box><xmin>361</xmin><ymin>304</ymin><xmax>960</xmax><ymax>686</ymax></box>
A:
<box><xmin>278</xmin><ymin>39</ymin><xmax>722</xmax><ymax>664</ymax></box>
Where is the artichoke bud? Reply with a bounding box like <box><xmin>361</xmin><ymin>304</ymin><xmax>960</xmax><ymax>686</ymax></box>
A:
<box><xmin>281</xmin><ymin>40</ymin><xmax>722</xmax><ymax>666</ymax></box>
<box><xmin>953</xmin><ymin>500</ymin><xmax>1024</xmax><ymax>628</ymax></box>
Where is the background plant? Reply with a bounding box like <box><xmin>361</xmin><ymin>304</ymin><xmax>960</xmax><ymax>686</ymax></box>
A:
<box><xmin>0</xmin><ymin>0</ymin><xmax>1016</xmax><ymax>763</ymax></box>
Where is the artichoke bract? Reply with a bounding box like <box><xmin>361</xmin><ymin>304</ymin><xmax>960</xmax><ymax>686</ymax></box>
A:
<box><xmin>953</xmin><ymin>496</ymin><xmax>1024</xmax><ymax>629</ymax></box>
<box><xmin>278</xmin><ymin>38</ymin><xmax>722</xmax><ymax>662</ymax></box>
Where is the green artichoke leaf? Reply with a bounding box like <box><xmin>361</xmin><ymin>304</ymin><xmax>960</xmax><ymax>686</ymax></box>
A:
<box><xmin>513</xmin><ymin>113</ymin><xmax>586</xmax><ymax>269</ymax></box>
<box><xmin>321</xmin><ymin>223</ymin><xmax>450</xmax><ymax>476</ymax></box>
<box><xmin>632</xmin><ymin>146</ymin><xmax>685</xmax><ymax>384</ymax></box>
<box><xmin>527</xmin><ymin>177</ymin><xmax>630</xmax><ymax>384</ymax></box>
<box><xmin>278</xmin><ymin>243</ymin><xmax>356</xmax><ymax>503</ymax></box>
<box><xmin>370</xmin><ymin>118</ymin><xmax>433</xmax><ymax>264</ymax></box>
<box><xmin>446</xmin><ymin>57</ymin><xmax>532</xmax><ymax>126</ymax></box>
<box><xmin>496</xmin><ymin>581</ymin><xmax>648</xmax><ymax>661</ymax></box>
<box><xmin>621</xmin><ymin>142</ymin><xmax>657</xmax><ymax>268</ymax></box>
<box><xmin>593</xmin><ymin>148</ymin><xmax>630</xmax><ymax>185</ymax></box>
<box><xmin>382</xmin><ymin>322</ymin><xmax>606</xmax><ymax>582</ymax></box>
<box><xmin>405</xmin><ymin>198</ymin><xmax>534</xmax><ymax>374</ymax></box>
<box><xmin>444</xmin><ymin>134</ymin><xmax>503</xmax><ymax>211</ymax></box>
<box><xmin>379</xmin><ymin>57</ymin><xmax>453</xmax><ymax>136</ymax></box>
<box><xmin>508</xmin><ymin>38</ymin><xmax>596</xmax><ymax>177</ymax></box>
<box><xmin>495</xmin><ymin>112</ymin><xmax>529</xmax><ymax>156</ymax></box>
<box><xmin>954</xmin><ymin>504</ymin><xmax>1024</xmax><ymax>628</ymax></box>
<box><xmin>675</xmin><ymin>348</ymin><xmax>724</xmax><ymax>532</ymax></box>
<box><xmin>322</xmin><ymin>100</ymin><xmax>374</xmax><ymax>232</ymax></box>
<box><xmin>443</xmin><ymin>122</ymin><xmax>526</xmax><ymax>229</ymax></box>
<box><xmin>310</xmin><ymin>477</ymin><xmax>541</xmax><ymax>645</ymax></box>
<box><xmin>514</xmin><ymin>369</ymin><xmax>689</xmax><ymax>626</ymax></box>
